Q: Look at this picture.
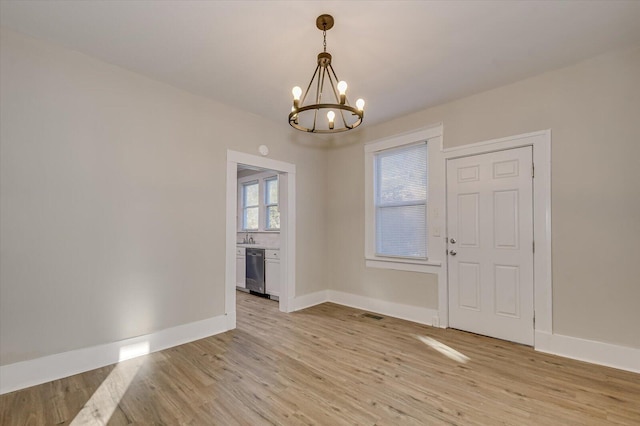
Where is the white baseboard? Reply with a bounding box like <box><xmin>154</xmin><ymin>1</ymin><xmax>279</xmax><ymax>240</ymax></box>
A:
<box><xmin>0</xmin><ymin>313</ymin><xmax>230</xmax><ymax>395</ymax></box>
<box><xmin>291</xmin><ymin>290</ymin><xmax>329</xmax><ymax>311</ymax></box>
<box><xmin>535</xmin><ymin>331</ymin><xmax>640</xmax><ymax>374</ymax></box>
<box><xmin>226</xmin><ymin>311</ymin><xmax>237</xmax><ymax>330</ymax></box>
<box><xmin>7</xmin><ymin>300</ymin><xmax>635</xmax><ymax>396</ymax></box>
<box><xmin>327</xmin><ymin>290</ymin><xmax>440</xmax><ymax>327</ymax></box>
<box><xmin>292</xmin><ymin>289</ymin><xmax>441</xmax><ymax>328</ymax></box>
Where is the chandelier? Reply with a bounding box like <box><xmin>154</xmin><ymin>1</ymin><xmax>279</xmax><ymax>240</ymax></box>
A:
<box><xmin>289</xmin><ymin>14</ymin><xmax>365</xmax><ymax>133</ymax></box>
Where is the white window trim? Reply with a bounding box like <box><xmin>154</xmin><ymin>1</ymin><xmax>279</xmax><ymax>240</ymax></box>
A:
<box><xmin>365</xmin><ymin>125</ymin><xmax>444</xmax><ymax>273</ymax></box>
<box><xmin>237</xmin><ymin>171</ymin><xmax>280</xmax><ymax>233</ymax></box>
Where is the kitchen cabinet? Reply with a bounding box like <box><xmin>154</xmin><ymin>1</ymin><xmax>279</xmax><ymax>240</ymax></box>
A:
<box><xmin>265</xmin><ymin>249</ymin><xmax>280</xmax><ymax>298</ymax></box>
<box><xmin>236</xmin><ymin>246</ymin><xmax>246</xmax><ymax>288</ymax></box>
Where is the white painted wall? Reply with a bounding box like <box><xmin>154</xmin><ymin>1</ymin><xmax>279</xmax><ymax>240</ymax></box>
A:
<box><xmin>327</xmin><ymin>45</ymin><xmax>640</xmax><ymax>350</ymax></box>
<box><xmin>0</xmin><ymin>28</ymin><xmax>328</xmax><ymax>366</ymax></box>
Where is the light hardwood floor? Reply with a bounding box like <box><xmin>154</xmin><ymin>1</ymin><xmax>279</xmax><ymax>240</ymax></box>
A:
<box><xmin>2</xmin><ymin>290</ymin><xmax>639</xmax><ymax>425</ymax></box>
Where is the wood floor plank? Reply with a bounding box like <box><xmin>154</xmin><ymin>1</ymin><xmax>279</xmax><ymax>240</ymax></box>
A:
<box><xmin>2</xmin><ymin>290</ymin><xmax>639</xmax><ymax>425</ymax></box>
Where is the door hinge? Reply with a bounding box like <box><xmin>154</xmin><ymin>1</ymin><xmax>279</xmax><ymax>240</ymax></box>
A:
<box><xmin>533</xmin><ymin>312</ymin><xmax>536</xmax><ymax>326</ymax></box>
<box><xmin>531</xmin><ymin>163</ymin><xmax>535</xmax><ymax>178</ymax></box>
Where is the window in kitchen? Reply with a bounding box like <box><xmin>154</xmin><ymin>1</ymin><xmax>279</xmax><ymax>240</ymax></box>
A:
<box><xmin>265</xmin><ymin>177</ymin><xmax>280</xmax><ymax>230</ymax></box>
<box><xmin>242</xmin><ymin>181</ymin><xmax>259</xmax><ymax>230</ymax></box>
<box><xmin>238</xmin><ymin>172</ymin><xmax>280</xmax><ymax>232</ymax></box>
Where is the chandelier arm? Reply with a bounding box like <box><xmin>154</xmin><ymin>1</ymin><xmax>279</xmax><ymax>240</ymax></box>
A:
<box><xmin>300</xmin><ymin>64</ymin><xmax>321</xmax><ymax>107</ymax></box>
<box><xmin>317</xmin><ymin>64</ymin><xmax>326</xmax><ymax>105</ymax></box>
<box><xmin>326</xmin><ymin>64</ymin><xmax>344</xmax><ymax>105</ymax></box>
<box><xmin>325</xmin><ymin>64</ymin><xmax>350</xmax><ymax>128</ymax></box>
<box><xmin>312</xmin><ymin>105</ymin><xmax>318</xmax><ymax>132</ymax></box>
<box><xmin>338</xmin><ymin>107</ymin><xmax>349</xmax><ymax>129</ymax></box>
<box><xmin>324</xmin><ymin>65</ymin><xmax>341</xmax><ymax>105</ymax></box>
<box><xmin>311</xmin><ymin>65</ymin><xmax>326</xmax><ymax>131</ymax></box>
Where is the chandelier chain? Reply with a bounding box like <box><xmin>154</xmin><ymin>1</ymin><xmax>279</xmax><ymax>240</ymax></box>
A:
<box><xmin>323</xmin><ymin>25</ymin><xmax>327</xmax><ymax>53</ymax></box>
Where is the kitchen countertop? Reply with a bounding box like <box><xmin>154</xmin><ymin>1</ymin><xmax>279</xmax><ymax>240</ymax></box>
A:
<box><xmin>236</xmin><ymin>243</ymin><xmax>280</xmax><ymax>250</ymax></box>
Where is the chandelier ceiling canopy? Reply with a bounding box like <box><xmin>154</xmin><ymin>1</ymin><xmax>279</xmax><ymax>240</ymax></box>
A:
<box><xmin>288</xmin><ymin>14</ymin><xmax>365</xmax><ymax>134</ymax></box>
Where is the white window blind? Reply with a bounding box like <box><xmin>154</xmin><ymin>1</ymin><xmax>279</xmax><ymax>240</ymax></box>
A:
<box><xmin>242</xmin><ymin>181</ymin><xmax>259</xmax><ymax>230</ymax></box>
<box><xmin>374</xmin><ymin>143</ymin><xmax>428</xmax><ymax>258</ymax></box>
<box><xmin>265</xmin><ymin>177</ymin><xmax>280</xmax><ymax>230</ymax></box>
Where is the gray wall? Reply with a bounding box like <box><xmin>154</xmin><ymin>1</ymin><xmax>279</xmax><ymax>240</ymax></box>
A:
<box><xmin>0</xmin><ymin>29</ymin><xmax>328</xmax><ymax>365</ymax></box>
<box><xmin>2</xmin><ymin>26</ymin><xmax>638</xmax><ymax>368</ymax></box>
<box><xmin>327</xmin><ymin>46</ymin><xmax>640</xmax><ymax>349</ymax></box>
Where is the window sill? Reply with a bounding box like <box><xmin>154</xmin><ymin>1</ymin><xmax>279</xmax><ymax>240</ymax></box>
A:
<box><xmin>365</xmin><ymin>257</ymin><xmax>441</xmax><ymax>274</ymax></box>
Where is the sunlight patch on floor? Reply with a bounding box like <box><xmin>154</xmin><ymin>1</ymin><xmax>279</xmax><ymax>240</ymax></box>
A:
<box><xmin>70</xmin><ymin>342</ymin><xmax>149</xmax><ymax>425</ymax></box>
<box><xmin>417</xmin><ymin>335</ymin><xmax>470</xmax><ymax>363</ymax></box>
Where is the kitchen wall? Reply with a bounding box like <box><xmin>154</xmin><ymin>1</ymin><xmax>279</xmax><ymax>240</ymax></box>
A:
<box><xmin>327</xmin><ymin>45</ymin><xmax>640</xmax><ymax>350</ymax></box>
<box><xmin>237</xmin><ymin>232</ymin><xmax>280</xmax><ymax>249</ymax></box>
<box><xmin>236</xmin><ymin>170</ymin><xmax>281</xmax><ymax>248</ymax></box>
<box><xmin>0</xmin><ymin>28</ymin><xmax>328</xmax><ymax>366</ymax></box>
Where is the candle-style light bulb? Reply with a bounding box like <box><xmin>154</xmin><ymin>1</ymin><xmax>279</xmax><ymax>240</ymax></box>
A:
<box><xmin>337</xmin><ymin>81</ymin><xmax>348</xmax><ymax>104</ymax></box>
<box><xmin>356</xmin><ymin>98</ymin><xmax>365</xmax><ymax>111</ymax></box>
<box><xmin>292</xmin><ymin>86</ymin><xmax>302</xmax><ymax>109</ymax></box>
<box><xmin>327</xmin><ymin>110</ymin><xmax>335</xmax><ymax>130</ymax></box>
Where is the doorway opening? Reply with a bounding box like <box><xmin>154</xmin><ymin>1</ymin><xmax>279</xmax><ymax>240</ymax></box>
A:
<box><xmin>225</xmin><ymin>150</ymin><xmax>296</xmax><ymax>330</ymax></box>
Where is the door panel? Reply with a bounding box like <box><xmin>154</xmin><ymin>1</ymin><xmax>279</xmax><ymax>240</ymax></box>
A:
<box><xmin>458</xmin><ymin>262</ymin><xmax>480</xmax><ymax>310</ymax></box>
<box><xmin>447</xmin><ymin>147</ymin><xmax>534</xmax><ymax>345</ymax></box>
<box><xmin>494</xmin><ymin>264</ymin><xmax>519</xmax><ymax>317</ymax></box>
<box><xmin>458</xmin><ymin>193</ymin><xmax>479</xmax><ymax>247</ymax></box>
<box><xmin>458</xmin><ymin>165</ymin><xmax>480</xmax><ymax>182</ymax></box>
<box><xmin>493</xmin><ymin>190</ymin><xmax>519</xmax><ymax>249</ymax></box>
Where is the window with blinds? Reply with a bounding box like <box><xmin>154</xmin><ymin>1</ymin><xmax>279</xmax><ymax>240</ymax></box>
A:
<box><xmin>242</xmin><ymin>181</ymin><xmax>259</xmax><ymax>230</ymax></box>
<box><xmin>265</xmin><ymin>177</ymin><xmax>280</xmax><ymax>230</ymax></box>
<box><xmin>374</xmin><ymin>143</ymin><xmax>428</xmax><ymax>258</ymax></box>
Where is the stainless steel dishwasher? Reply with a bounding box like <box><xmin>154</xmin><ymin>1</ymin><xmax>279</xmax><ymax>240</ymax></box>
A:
<box><xmin>245</xmin><ymin>248</ymin><xmax>265</xmax><ymax>295</ymax></box>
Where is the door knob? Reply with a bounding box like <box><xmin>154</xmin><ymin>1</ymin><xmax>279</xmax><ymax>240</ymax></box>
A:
<box><xmin>450</xmin><ymin>238</ymin><xmax>456</xmax><ymax>244</ymax></box>
<box><xmin>449</xmin><ymin>250</ymin><xmax>457</xmax><ymax>256</ymax></box>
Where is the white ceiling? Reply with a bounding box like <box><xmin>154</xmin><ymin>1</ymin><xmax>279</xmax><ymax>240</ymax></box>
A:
<box><xmin>2</xmin><ymin>1</ymin><xmax>640</xmax><ymax>131</ymax></box>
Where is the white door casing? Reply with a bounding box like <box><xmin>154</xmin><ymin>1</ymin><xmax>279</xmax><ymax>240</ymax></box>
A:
<box><xmin>447</xmin><ymin>147</ymin><xmax>534</xmax><ymax>345</ymax></box>
<box><xmin>226</xmin><ymin>150</ymin><xmax>296</xmax><ymax>331</ymax></box>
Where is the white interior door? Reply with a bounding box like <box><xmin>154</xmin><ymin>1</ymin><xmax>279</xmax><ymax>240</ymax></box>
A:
<box><xmin>447</xmin><ymin>147</ymin><xmax>534</xmax><ymax>345</ymax></box>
